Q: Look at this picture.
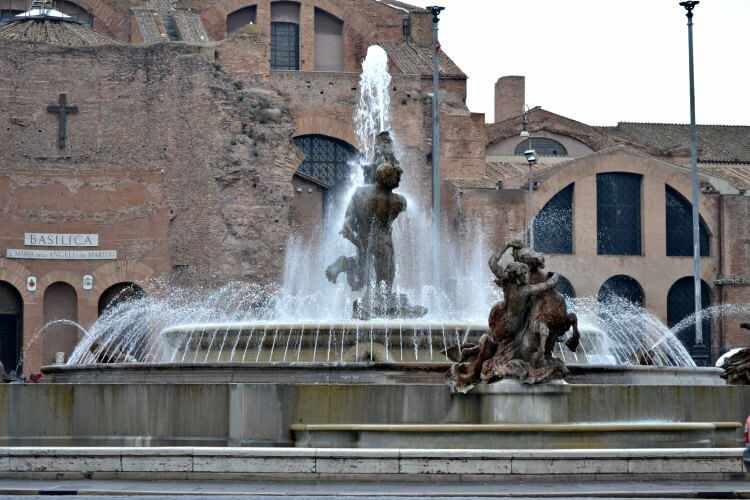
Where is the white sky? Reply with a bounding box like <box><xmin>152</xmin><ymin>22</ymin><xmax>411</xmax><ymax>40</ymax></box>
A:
<box><xmin>404</xmin><ymin>0</ymin><xmax>750</xmax><ymax>126</ymax></box>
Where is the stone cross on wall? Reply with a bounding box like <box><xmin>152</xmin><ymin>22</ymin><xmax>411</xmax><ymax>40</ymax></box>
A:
<box><xmin>47</xmin><ymin>93</ymin><xmax>78</xmax><ymax>150</ymax></box>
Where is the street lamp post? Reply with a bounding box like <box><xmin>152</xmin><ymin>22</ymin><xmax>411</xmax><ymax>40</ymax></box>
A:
<box><xmin>521</xmin><ymin>108</ymin><xmax>537</xmax><ymax>248</ymax></box>
<box><xmin>680</xmin><ymin>0</ymin><xmax>706</xmax><ymax>364</ymax></box>
<box><xmin>427</xmin><ymin>5</ymin><xmax>445</xmax><ymax>292</ymax></box>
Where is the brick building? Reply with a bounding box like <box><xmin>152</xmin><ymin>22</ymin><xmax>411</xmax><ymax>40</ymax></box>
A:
<box><xmin>0</xmin><ymin>0</ymin><xmax>747</xmax><ymax>373</ymax></box>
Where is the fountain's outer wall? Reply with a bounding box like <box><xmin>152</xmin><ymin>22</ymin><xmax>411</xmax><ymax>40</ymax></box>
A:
<box><xmin>1</xmin><ymin>383</ymin><xmax>749</xmax><ymax>447</ymax></box>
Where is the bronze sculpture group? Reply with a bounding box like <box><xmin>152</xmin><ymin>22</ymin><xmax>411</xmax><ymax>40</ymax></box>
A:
<box><xmin>447</xmin><ymin>240</ymin><xmax>581</xmax><ymax>390</ymax></box>
<box><xmin>325</xmin><ymin>130</ymin><xmax>581</xmax><ymax>385</ymax></box>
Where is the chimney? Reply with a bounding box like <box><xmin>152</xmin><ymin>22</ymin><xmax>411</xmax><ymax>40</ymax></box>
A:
<box><xmin>494</xmin><ymin>76</ymin><xmax>525</xmax><ymax>124</ymax></box>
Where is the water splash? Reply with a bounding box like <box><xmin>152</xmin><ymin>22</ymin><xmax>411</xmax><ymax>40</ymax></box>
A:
<box><xmin>670</xmin><ymin>303</ymin><xmax>750</xmax><ymax>338</ymax></box>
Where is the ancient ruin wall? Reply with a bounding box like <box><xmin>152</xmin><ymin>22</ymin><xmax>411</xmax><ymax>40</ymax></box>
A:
<box><xmin>0</xmin><ymin>40</ymin><xmax>300</xmax><ymax>289</ymax></box>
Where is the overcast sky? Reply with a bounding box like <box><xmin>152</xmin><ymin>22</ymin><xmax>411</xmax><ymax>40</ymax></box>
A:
<box><xmin>405</xmin><ymin>0</ymin><xmax>750</xmax><ymax>126</ymax></box>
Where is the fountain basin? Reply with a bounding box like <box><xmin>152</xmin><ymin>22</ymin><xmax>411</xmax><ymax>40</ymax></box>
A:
<box><xmin>3</xmin><ymin>377</ymin><xmax>749</xmax><ymax>448</ymax></box>
<box><xmin>42</xmin><ymin>362</ymin><xmax>725</xmax><ymax>385</ymax></box>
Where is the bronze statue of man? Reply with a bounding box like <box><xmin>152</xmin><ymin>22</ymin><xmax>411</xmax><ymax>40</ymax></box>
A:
<box><xmin>326</xmin><ymin>160</ymin><xmax>406</xmax><ymax>293</ymax></box>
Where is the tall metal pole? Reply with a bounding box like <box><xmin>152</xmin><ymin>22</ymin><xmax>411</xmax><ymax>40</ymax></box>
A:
<box><xmin>527</xmin><ymin>116</ymin><xmax>534</xmax><ymax>249</ymax></box>
<box><xmin>680</xmin><ymin>1</ymin><xmax>704</xmax><ymax>359</ymax></box>
<box><xmin>428</xmin><ymin>6</ymin><xmax>444</xmax><ymax>291</ymax></box>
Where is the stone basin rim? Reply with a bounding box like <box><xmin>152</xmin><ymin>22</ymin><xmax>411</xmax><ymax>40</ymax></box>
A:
<box><xmin>159</xmin><ymin>320</ymin><xmax>490</xmax><ymax>335</ymax></box>
<box><xmin>41</xmin><ymin>362</ymin><xmax>724</xmax><ymax>376</ymax></box>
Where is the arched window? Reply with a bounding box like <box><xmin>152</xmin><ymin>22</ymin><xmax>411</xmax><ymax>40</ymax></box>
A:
<box><xmin>294</xmin><ymin>135</ymin><xmax>356</xmax><ymax>189</ymax></box>
<box><xmin>598</xmin><ymin>275</ymin><xmax>644</xmax><ymax>306</ymax></box>
<box><xmin>666</xmin><ymin>185</ymin><xmax>710</xmax><ymax>257</ymax></box>
<box><xmin>597</xmin><ymin>173</ymin><xmax>642</xmax><ymax>256</ymax></box>
<box><xmin>314</xmin><ymin>8</ymin><xmax>343</xmax><ymax>71</ymax></box>
<box><xmin>533</xmin><ymin>183</ymin><xmax>574</xmax><ymax>254</ymax></box>
<box><xmin>667</xmin><ymin>277</ymin><xmax>712</xmax><ymax>366</ymax></box>
<box><xmin>0</xmin><ymin>281</ymin><xmax>22</xmax><ymax>374</ymax></box>
<box><xmin>271</xmin><ymin>2</ymin><xmax>300</xmax><ymax>70</ymax></box>
<box><xmin>557</xmin><ymin>275</ymin><xmax>576</xmax><ymax>299</ymax></box>
<box><xmin>43</xmin><ymin>282</ymin><xmax>78</xmax><ymax>366</ymax></box>
<box><xmin>98</xmin><ymin>282</ymin><xmax>145</xmax><ymax>316</ymax></box>
<box><xmin>57</xmin><ymin>0</ymin><xmax>93</xmax><ymax>27</ymax></box>
<box><xmin>515</xmin><ymin>138</ymin><xmax>568</xmax><ymax>157</ymax></box>
<box><xmin>227</xmin><ymin>5</ymin><xmax>257</xmax><ymax>35</ymax></box>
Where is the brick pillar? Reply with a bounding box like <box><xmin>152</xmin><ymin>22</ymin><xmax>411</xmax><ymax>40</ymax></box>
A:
<box><xmin>256</xmin><ymin>0</ymin><xmax>271</xmax><ymax>36</ymax></box>
<box><xmin>643</xmin><ymin>174</ymin><xmax>667</xmax><ymax>317</ymax></box>
<box><xmin>575</xmin><ymin>175</ymin><xmax>597</xmax><ymax>260</ymax></box>
<box><xmin>22</xmin><ymin>298</ymin><xmax>43</xmax><ymax>375</ymax></box>
<box><xmin>300</xmin><ymin>3</ymin><xmax>314</xmax><ymax>71</ymax></box>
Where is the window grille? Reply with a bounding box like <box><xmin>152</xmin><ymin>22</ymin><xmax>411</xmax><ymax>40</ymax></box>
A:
<box><xmin>294</xmin><ymin>135</ymin><xmax>356</xmax><ymax>189</ymax></box>
<box><xmin>515</xmin><ymin>138</ymin><xmax>568</xmax><ymax>157</ymax></box>
<box><xmin>597</xmin><ymin>173</ymin><xmax>642</xmax><ymax>256</ymax></box>
<box><xmin>271</xmin><ymin>22</ymin><xmax>299</xmax><ymax>70</ymax></box>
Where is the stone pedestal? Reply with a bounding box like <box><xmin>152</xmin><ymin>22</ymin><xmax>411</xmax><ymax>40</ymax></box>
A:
<box><xmin>475</xmin><ymin>379</ymin><xmax>571</xmax><ymax>424</ymax></box>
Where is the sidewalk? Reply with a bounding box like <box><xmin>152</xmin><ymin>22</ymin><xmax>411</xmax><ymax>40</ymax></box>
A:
<box><xmin>1</xmin><ymin>478</ymin><xmax>750</xmax><ymax>498</ymax></box>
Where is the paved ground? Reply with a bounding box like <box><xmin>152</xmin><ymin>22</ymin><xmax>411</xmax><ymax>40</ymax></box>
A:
<box><xmin>1</xmin><ymin>479</ymin><xmax>750</xmax><ymax>498</ymax></box>
<box><xmin>3</xmin><ymin>497</ymin><xmax>745</xmax><ymax>500</ymax></box>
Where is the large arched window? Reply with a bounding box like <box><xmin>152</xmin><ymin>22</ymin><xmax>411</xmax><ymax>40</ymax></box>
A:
<box><xmin>666</xmin><ymin>185</ymin><xmax>710</xmax><ymax>257</ymax></box>
<box><xmin>597</xmin><ymin>173</ymin><xmax>642</xmax><ymax>256</ymax></box>
<box><xmin>314</xmin><ymin>8</ymin><xmax>343</xmax><ymax>71</ymax></box>
<box><xmin>667</xmin><ymin>277</ymin><xmax>712</xmax><ymax>366</ymax></box>
<box><xmin>43</xmin><ymin>282</ymin><xmax>78</xmax><ymax>366</ymax></box>
<box><xmin>515</xmin><ymin>138</ymin><xmax>568</xmax><ymax>157</ymax></box>
<box><xmin>227</xmin><ymin>5</ymin><xmax>257</xmax><ymax>35</ymax></box>
<box><xmin>57</xmin><ymin>0</ymin><xmax>93</xmax><ymax>27</ymax></box>
<box><xmin>271</xmin><ymin>2</ymin><xmax>300</xmax><ymax>70</ymax></box>
<box><xmin>598</xmin><ymin>275</ymin><xmax>644</xmax><ymax>306</ymax></box>
<box><xmin>533</xmin><ymin>183</ymin><xmax>574</xmax><ymax>254</ymax></box>
<box><xmin>98</xmin><ymin>282</ymin><xmax>145</xmax><ymax>316</ymax></box>
<box><xmin>0</xmin><ymin>281</ymin><xmax>22</xmax><ymax>374</ymax></box>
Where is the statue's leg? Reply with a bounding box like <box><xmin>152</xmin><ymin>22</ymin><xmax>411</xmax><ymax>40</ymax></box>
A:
<box><xmin>326</xmin><ymin>256</ymin><xmax>361</xmax><ymax>290</ymax></box>
<box><xmin>565</xmin><ymin>313</ymin><xmax>581</xmax><ymax>352</ymax></box>
<box><xmin>456</xmin><ymin>333</ymin><xmax>497</xmax><ymax>387</ymax></box>
<box><xmin>376</xmin><ymin>240</ymin><xmax>396</xmax><ymax>291</ymax></box>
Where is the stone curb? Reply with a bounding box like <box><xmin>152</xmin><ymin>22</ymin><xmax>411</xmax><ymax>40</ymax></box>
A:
<box><xmin>1</xmin><ymin>488</ymin><xmax>750</xmax><ymax>498</ymax></box>
<box><xmin>0</xmin><ymin>447</ymin><xmax>744</xmax><ymax>478</ymax></box>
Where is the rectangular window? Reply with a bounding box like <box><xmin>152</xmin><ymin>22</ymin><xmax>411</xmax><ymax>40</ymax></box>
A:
<box><xmin>597</xmin><ymin>173</ymin><xmax>642</xmax><ymax>256</ymax></box>
<box><xmin>271</xmin><ymin>22</ymin><xmax>299</xmax><ymax>70</ymax></box>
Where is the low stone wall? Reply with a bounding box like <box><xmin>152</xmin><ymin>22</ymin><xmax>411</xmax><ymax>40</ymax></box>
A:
<box><xmin>0</xmin><ymin>448</ymin><xmax>745</xmax><ymax>480</ymax></box>
<box><xmin>1</xmin><ymin>383</ymin><xmax>749</xmax><ymax>447</ymax></box>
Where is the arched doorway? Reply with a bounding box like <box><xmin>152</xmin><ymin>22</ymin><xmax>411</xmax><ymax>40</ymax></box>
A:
<box><xmin>598</xmin><ymin>275</ymin><xmax>644</xmax><ymax>307</ymax></box>
<box><xmin>42</xmin><ymin>282</ymin><xmax>79</xmax><ymax>366</ymax></box>
<box><xmin>98</xmin><ymin>282</ymin><xmax>145</xmax><ymax>316</ymax></box>
<box><xmin>668</xmin><ymin>277</ymin><xmax>712</xmax><ymax>366</ymax></box>
<box><xmin>0</xmin><ymin>281</ymin><xmax>23</xmax><ymax>374</ymax></box>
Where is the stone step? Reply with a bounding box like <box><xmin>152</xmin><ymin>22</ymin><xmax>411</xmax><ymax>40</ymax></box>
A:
<box><xmin>0</xmin><ymin>447</ymin><xmax>745</xmax><ymax>480</ymax></box>
<box><xmin>291</xmin><ymin>422</ymin><xmax>744</xmax><ymax>450</ymax></box>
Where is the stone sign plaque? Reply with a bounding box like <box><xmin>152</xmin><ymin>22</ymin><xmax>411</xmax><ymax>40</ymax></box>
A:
<box><xmin>7</xmin><ymin>249</ymin><xmax>117</xmax><ymax>260</ymax></box>
<box><xmin>24</xmin><ymin>233</ymin><xmax>99</xmax><ymax>247</ymax></box>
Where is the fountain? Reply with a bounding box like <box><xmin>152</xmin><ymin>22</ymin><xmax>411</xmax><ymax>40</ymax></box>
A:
<box><xmin>23</xmin><ymin>45</ymin><xmax>748</xmax><ymax>450</ymax></box>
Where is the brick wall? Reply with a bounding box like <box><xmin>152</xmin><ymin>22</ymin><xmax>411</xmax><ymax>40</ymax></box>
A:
<box><xmin>0</xmin><ymin>40</ymin><xmax>300</xmax><ymax>371</ymax></box>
